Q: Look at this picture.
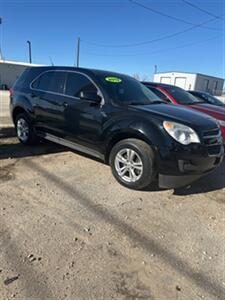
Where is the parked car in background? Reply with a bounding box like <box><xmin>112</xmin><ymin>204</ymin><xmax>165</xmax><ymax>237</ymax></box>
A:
<box><xmin>143</xmin><ymin>82</ymin><xmax>225</xmax><ymax>141</ymax></box>
<box><xmin>188</xmin><ymin>90</ymin><xmax>225</xmax><ymax>107</ymax></box>
<box><xmin>10</xmin><ymin>67</ymin><xmax>224</xmax><ymax>190</ymax></box>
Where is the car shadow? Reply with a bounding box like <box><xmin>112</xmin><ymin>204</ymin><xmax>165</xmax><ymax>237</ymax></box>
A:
<box><xmin>173</xmin><ymin>159</ymin><xmax>225</xmax><ymax>196</ymax></box>
<box><xmin>0</xmin><ymin>127</ymin><xmax>66</xmax><ymax>160</ymax></box>
<box><xmin>0</xmin><ymin>126</ymin><xmax>16</xmax><ymax>138</ymax></box>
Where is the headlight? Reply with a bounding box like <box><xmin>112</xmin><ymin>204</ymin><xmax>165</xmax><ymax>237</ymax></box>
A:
<box><xmin>218</xmin><ymin>120</ymin><xmax>225</xmax><ymax>127</ymax></box>
<box><xmin>163</xmin><ymin>121</ymin><xmax>200</xmax><ymax>145</ymax></box>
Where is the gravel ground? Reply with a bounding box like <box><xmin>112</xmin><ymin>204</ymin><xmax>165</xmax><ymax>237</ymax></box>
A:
<box><xmin>0</xmin><ymin>127</ymin><xmax>225</xmax><ymax>300</ymax></box>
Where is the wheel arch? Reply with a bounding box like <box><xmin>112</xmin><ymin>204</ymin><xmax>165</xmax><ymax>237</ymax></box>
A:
<box><xmin>105</xmin><ymin>130</ymin><xmax>155</xmax><ymax>163</ymax></box>
<box><xmin>12</xmin><ymin>106</ymin><xmax>30</xmax><ymax>125</ymax></box>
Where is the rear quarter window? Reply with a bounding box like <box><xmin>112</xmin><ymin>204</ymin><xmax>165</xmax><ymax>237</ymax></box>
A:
<box><xmin>13</xmin><ymin>68</ymin><xmax>31</xmax><ymax>89</ymax></box>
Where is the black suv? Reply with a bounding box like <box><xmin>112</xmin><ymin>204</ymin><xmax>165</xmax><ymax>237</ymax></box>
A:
<box><xmin>10</xmin><ymin>67</ymin><xmax>224</xmax><ymax>189</ymax></box>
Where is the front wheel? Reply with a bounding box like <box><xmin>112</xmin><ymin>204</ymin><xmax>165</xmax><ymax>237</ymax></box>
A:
<box><xmin>109</xmin><ymin>138</ymin><xmax>156</xmax><ymax>190</ymax></box>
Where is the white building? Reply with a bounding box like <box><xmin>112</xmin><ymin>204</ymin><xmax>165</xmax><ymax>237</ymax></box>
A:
<box><xmin>0</xmin><ymin>60</ymin><xmax>42</xmax><ymax>89</ymax></box>
<box><xmin>153</xmin><ymin>71</ymin><xmax>224</xmax><ymax>96</ymax></box>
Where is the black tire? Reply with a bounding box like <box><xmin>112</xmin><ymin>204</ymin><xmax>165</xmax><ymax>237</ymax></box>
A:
<box><xmin>109</xmin><ymin>138</ymin><xmax>156</xmax><ymax>190</ymax></box>
<box><xmin>15</xmin><ymin>113</ymin><xmax>39</xmax><ymax>145</ymax></box>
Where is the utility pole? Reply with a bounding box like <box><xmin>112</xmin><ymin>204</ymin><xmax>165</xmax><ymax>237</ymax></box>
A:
<box><xmin>27</xmin><ymin>40</ymin><xmax>32</xmax><ymax>64</ymax></box>
<box><xmin>154</xmin><ymin>65</ymin><xmax>158</xmax><ymax>74</ymax></box>
<box><xmin>0</xmin><ymin>17</ymin><xmax>3</xmax><ymax>60</ymax></box>
<box><xmin>76</xmin><ymin>37</ymin><xmax>80</xmax><ymax>67</ymax></box>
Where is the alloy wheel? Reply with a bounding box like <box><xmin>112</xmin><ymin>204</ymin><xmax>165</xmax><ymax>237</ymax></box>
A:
<box><xmin>115</xmin><ymin>148</ymin><xmax>143</xmax><ymax>182</ymax></box>
<box><xmin>17</xmin><ymin>118</ymin><xmax>29</xmax><ymax>142</ymax></box>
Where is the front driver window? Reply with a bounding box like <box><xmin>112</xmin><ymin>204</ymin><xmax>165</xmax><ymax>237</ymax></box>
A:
<box><xmin>65</xmin><ymin>72</ymin><xmax>98</xmax><ymax>98</ymax></box>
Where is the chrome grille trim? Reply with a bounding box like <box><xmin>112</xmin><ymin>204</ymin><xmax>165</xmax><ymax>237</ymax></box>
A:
<box><xmin>203</xmin><ymin>133</ymin><xmax>221</xmax><ymax>139</ymax></box>
<box><xmin>202</xmin><ymin>127</ymin><xmax>223</xmax><ymax>156</ymax></box>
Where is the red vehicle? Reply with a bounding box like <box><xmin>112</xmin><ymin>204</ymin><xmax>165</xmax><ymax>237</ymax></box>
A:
<box><xmin>143</xmin><ymin>82</ymin><xmax>225</xmax><ymax>141</ymax></box>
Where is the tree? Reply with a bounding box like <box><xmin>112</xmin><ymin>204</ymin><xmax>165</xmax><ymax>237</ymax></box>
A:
<box><xmin>133</xmin><ymin>73</ymin><xmax>148</xmax><ymax>81</ymax></box>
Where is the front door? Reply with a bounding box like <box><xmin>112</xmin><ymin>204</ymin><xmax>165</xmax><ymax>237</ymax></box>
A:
<box><xmin>62</xmin><ymin>72</ymin><xmax>107</xmax><ymax>152</ymax></box>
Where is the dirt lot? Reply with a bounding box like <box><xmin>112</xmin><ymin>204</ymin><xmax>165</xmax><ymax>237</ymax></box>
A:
<box><xmin>0</xmin><ymin>126</ymin><xmax>225</xmax><ymax>300</ymax></box>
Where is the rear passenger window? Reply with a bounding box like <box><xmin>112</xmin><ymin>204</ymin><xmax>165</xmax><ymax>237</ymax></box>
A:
<box><xmin>65</xmin><ymin>73</ymin><xmax>97</xmax><ymax>98</ymax></box>
<box><xmin>32</xmin><ymin>71</ymin><xmax>65</xmax><ymax>94</ymax></box>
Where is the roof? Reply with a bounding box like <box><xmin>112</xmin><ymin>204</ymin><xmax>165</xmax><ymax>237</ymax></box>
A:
<box><xmin>0</xmin><ymin>59</ymin><xmax>43</xmax><ymax>67</ymax></box>
<box><xmin>154</xmin><ymin>71</ymin><xmax>224</xmax><ymax>81</ymax></box>
<box><xmin>142</xmin><ymin>81</ymin><xmax>183</xmax><ymax>89</ymax></box>
<box><xmin>143</xmin><ymin>81</ymin><xmax>169</xmax><ymax>87</ymax></box>
<box><xmin>22</xmin><ymin>65</ymin><xmax>133</xmax><ymax>79</ymax></box>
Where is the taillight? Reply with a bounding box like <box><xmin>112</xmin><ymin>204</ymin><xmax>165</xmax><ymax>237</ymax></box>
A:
<box><xmin>9</xmin><ymin>88</ymin><xmax>14</xmax><ymax>97</ymax></box>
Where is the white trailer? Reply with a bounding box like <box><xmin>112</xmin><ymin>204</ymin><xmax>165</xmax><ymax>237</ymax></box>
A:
<box><xmin>153</xmin><ymin>71</ymin><xmax>224</xmax><ymax>96</ymax></box>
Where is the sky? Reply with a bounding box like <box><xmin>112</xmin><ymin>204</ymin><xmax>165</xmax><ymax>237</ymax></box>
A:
<box><xmin>0</xmin><ymin>0</ymin><xmax>225</xmax><ymax>80</ymax></box>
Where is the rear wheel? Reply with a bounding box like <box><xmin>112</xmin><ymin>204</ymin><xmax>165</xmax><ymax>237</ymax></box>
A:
<box><xmin>109</xmin><ymin>138</ymin><xmax>156</xmax><ymax>190</ymax></box>
<box><xmin>15</xmin><ymin>113</ymin><xmax>39</xmax><ymax>145</ymax></box>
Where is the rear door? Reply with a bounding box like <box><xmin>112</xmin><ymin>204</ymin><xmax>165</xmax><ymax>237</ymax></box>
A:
<box><xmin>31</xmin><ymin>70</ymin><xmax>67</xmax><ymax>135</ymax></box>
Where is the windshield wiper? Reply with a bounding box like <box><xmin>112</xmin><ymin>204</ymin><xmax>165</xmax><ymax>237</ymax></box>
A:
<box><xmin>152</xmin><ymin>100</ymin><xmax>165</xmax><ymax>104</ymax></box>
<box><xmin>128</xmin><ymin>100</ymin><xmax>164</xmax><ymax>105</ymax></box>
<box><xmin>195</xmin><ymin>100</ymin><xmax>205</xmax><ymax>103</ymax></box>
<box><xmin>190</xmin><ymin>102</ymin><xmax>206</xmax><ymax>105</ymax></box>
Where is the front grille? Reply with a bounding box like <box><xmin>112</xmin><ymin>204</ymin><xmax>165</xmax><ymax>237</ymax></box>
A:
<box><xmin>203</xmin><ymin>128</ymin><xmax>220</xmax><ymax>138</ymax></box>
<box><xmin>202</xmin><ymin>127</ymin><xmax>222</xmax><ymax>156</ymax></box>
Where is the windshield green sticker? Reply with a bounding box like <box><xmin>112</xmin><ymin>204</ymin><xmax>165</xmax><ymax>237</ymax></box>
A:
<box><xmin>105</xmin><ymin>76</ymin><xmax>122</xmax><ymax>83</ymax></box>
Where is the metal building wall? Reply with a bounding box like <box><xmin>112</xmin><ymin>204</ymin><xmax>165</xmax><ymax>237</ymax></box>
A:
<box><xmin>195</xmin><ymin>74</ymin><xmax>224</xmax><ymax>96</ymax></box>
<box><xmin>0</xmin><ymin>63</ymin><xmax>27</xmax><ymax>88</ymax></box>
<box><xmin>153</xmin><ymin>72</ymin><xmax>197</xmax><ymax>90</ymax></box>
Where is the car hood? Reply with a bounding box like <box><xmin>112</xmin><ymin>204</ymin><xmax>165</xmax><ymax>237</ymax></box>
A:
<box><xmin>131</xmin><ymin>103</ymin><xmax>218</xmax><ymax>131</ymax></box>
<box><xmin>189</xmin><ymin>103</ymin><xmax>225</xmax><ymax>120</ymax></box>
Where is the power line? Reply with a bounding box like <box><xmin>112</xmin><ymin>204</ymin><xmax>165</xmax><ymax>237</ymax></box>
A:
<box><xmin>182</xmin><ymin>0</ymin><xmax>225</xmax><ymax>20</ymax></box>
<box><xmin>82</xmin><ymin>11</ymin><xmax>225</xmax><ymax>48</ymax></box>
<box><xmin>129</xmin><ymin>0</ymin><xmax>223</xmax><ymax>31</ymax></box>
<box><xmin>82</xmin><ymin>35</ymin><xmax>220</xmax><ymax>57</ymax></box>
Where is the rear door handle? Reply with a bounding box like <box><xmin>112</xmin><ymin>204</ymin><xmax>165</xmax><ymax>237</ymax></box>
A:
<box><xmin>30</xmin><ymin>93</ymin><xmax>38</xmax><ymax>98</ymax></box>
<box><xmin>30</xmin><ymin>93</ymin><xmax>40</xmax><ymax>100</ymax></box>
<box><xmin>62</xmin><ymin>102</ymin><xmax>68</xmax><ymax>107</ymax></box>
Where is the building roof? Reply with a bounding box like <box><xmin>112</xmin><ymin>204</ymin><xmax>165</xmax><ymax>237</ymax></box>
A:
<box><xmin>0</xmin><ymin>59</ymin><xmax>43</xmax><ymax>67</ymax></box>
<box><xmin>154</xmin><ymin>71</ymin><xmax>224</xmax><ymax>81</ymax></box>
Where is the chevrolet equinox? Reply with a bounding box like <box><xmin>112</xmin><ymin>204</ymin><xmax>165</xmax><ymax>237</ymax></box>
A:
<box><xmin>10</xmin><ymin>67</ymin><xmax>224</xmax><ymax>189</ymax></box>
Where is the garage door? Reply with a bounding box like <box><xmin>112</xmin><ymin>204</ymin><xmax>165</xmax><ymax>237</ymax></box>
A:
<box><xmin>160</xmin><ymin>77</ymin><xmax>171</xmax><ymax>84</ymax></box>
<box><xmin>175</xmin><ymin>77</ymin><xmax>186</xmax><ymax>89</ymax></box>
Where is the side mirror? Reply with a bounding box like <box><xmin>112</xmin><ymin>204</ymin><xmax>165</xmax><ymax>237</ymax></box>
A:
<box><xmin>80</xmin><ymin>91</ymin><xmax>102</xmax><ymax>104</ymax></box>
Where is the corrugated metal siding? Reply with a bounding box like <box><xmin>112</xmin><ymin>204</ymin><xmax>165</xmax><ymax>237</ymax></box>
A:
<box><xmin>0</xmin><ymin>63</ymin><xmax>27</xmax><ymax>88</ymax></box>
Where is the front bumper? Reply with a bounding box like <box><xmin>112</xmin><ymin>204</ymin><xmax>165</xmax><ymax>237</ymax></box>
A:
<box><xmin>156</xmin><ymin>142</ymin><xmax>224</xmax><ymax>188</ymax></box>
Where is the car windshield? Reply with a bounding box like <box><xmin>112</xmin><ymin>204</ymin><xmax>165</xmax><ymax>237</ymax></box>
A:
<box><xmin>96</xmin><ymin>74</ymin><xmax>163</xmax><ymax>105</ymax></box>
<box><xmin>165</xmin><ymin>86</ymin><xmax>201</xmax><ymax>105</ymax></box>
<box><xmin>196</xmin><ymin>92</ymin><xmax>224</xmax><ymax>106</ymax></box>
